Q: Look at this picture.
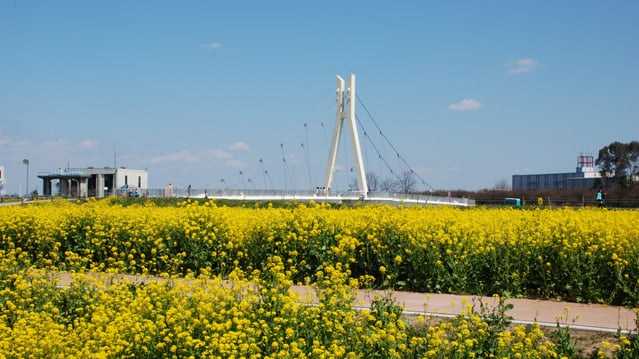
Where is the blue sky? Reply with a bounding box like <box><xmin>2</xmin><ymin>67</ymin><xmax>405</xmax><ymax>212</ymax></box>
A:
<box><xmin>1</xmin><ymin>1</ymin><xmax>638</xmax><ymax>194</ymax></box>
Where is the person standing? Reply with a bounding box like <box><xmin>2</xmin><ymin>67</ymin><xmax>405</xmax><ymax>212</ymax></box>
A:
<box><xmin>596</xmin><ymin>187</ymin><xmax>606</xmax><ymax>207</ymax></box>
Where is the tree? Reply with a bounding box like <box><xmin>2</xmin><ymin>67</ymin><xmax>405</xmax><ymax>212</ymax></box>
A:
<box><xmin>494</xmin><ymin>179</ymin><xmax>510</xmax><ymax>190</ymax></box>
<box><xmin>371</xmin><ymin>171</ymin><xmax>418</xmax><ymax>193</ymax></box>
<box><xmin>397</xmin><ymin>170</ymin><xmax>417</xmax><ymax>193</ymax></box>
<box><xmin>349</xmin><ymin>172</ymin><xmax>381</xmax><ymax>192</ymax></box>
<box><xmin>596</xmin><ymin>141</ymin><xmax>639</xmax><ymax>188</ymax></box>
<box><xmin>380</xmin><ymin>177</ymin><xmax>397</xmax><ymax>192</ymax></box>
<box><xmin>366</xmin><ymin>172</ymin><xmax>379</xmax><ymax>192</ymax></box>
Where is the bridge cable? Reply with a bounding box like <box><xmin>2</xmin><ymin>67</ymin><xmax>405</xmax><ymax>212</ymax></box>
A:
<box><xmin>356</xmin><ymin>94</ymin><xmax>435</xmax><ymax>191</ymax></box>
<box><xmin>355</xmin><ymin>115</ymin><xmax>403</xmax><ymax>183</ymax></box>
<box><xmin>303</xmin><ymin>123</ymin><xmax>313</xmax><ymax>189</ymax></box>
<box><xmin>280</xmin><ymin>143</ymin><xmax>296</xmax><ymax>192</ymax></box>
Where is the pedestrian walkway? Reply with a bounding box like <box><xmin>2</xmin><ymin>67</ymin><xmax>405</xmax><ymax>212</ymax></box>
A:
<box><xmin>353</xmin><ymin>289</ymin><xmax>637</xmax><ymax>334</ymax></box>
<box><xmin>55</xmin><ymin>272</ymin><xmax>637</xmax><ymax>334</ymax></box>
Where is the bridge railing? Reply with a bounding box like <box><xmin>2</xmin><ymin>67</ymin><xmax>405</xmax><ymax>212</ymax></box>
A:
<box><xmin>134</xmin><ymin>188</ymin><xmax>475</xmax><ymax>207</ymax></box>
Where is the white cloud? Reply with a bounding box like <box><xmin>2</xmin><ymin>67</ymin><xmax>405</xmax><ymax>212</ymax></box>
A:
<box><xmin>78</xmin><ymin>139</ymin><xmax>99</xmax><ymax>149</ymax></box>
<box><xmin>507</xmin><ymin>58</ymin><xmax>540</xmax><ymax>74</ymax></box>
<box><xmin>0</xmin><ymin>138</ymin><xmax>103</xmax><ymax>161</ymax></box>
<box><xmin>149</xmin><ymin>150</ymin><xmax>198</xmax><ymax>164</ymax></box>
<box><xmin>283</xmin><ymin>153</ymin><xmax>303</xmax><ymax>164</ymax></box>
<box><xmin>412</xmin><ymin>166</ymin><xmax>433</xmax><ymax>175</ymax></box>
<box><xmin>228</xmin><ymin>141</ymin><xmax>250</xmax><ymax>151</ymax></box>
<box><xmin>148</xmin><ymin>147</ymin><xmax>249</xmax><ymax>167</ymax></box>
<box><xmin>1</xmin><ymin>139</ymin><xmax>30</xmax><ymax>150</ymax></box>
<box><xmin>42</xmin><ymin>139</ymin><xmax>70</xmax><ymax>147</ymax></box>
<box><xmin>448</xmin><ymin>99</ymin><xmax>483</xmax><ymax>111</ymax></box>
<box><xmin>203</xmin><ymin>149</ymin><xmax>233</xmax><ymax>160</ymax></box>
<box><xmin>226</xmin><ymin>159</ymin><xmax>245</xmax><ymax>168</ymax></box>
<box><xmin>200</xmin><ymin>42</ymin><xmax>222</xmax><ymax>49</ymax></box>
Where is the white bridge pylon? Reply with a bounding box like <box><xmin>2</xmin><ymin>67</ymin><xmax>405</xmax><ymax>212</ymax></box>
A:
<box><xmin>323</xmin><ymin>74</ymin><xmax>368</xmax><ymax>197</ymax></box>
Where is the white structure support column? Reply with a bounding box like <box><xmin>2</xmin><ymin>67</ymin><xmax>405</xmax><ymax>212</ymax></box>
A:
<box><xmin>323</xmin><ymin>74</ymin><xmax>368</xmax><ymax>196</ymax></box>
<box><xmin>0</xmin><ymin>165</ymin><xmax>4</xmax><ymax>196</ymax></box>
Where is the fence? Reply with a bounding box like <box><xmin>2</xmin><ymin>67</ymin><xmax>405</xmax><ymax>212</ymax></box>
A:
<box><xmin>133</xmin><ymin>188</ymin><xmax>475</xmax><ymax>207</ymax></box>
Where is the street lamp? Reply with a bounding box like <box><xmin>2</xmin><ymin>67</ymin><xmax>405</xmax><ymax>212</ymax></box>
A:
<box><xmin>259</xmin><ymin>159</ymin><xmax>267</xmax><ymax>189</ymax></box>
<box><xmin>22</xmin><ymin>159</ymin><xmax>29</xmax><ymax>198</ymax></box>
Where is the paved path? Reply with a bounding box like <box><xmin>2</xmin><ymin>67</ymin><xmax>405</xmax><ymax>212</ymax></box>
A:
<box><xmin>55</xmin><ymin>273</ymin><xmax>637</xmax><ymax>334</ymax></box>
<box><xmin>355</xmin><ymin>289</ymin><xmax>637</xmax><ymax>334</ymax></box>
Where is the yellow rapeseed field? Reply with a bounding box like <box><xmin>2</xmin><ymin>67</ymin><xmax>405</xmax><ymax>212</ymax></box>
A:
<box><xmin>0</xmin><ymin>198</ymin><xmax>637</xmax><ymax>357</ymax></box>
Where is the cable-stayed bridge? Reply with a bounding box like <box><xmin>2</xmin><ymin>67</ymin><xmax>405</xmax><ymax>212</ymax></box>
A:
<box><xmin>148</xmin><ymin>74</ymin><xmax>474</xmax><ymax>207</ymax></box>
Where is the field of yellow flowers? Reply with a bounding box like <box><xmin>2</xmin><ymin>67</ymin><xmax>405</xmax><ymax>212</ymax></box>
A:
<box><xmin>0</xmin><ymin>198</ymin><xmax>638</xmax><ymax>358</ymax></box>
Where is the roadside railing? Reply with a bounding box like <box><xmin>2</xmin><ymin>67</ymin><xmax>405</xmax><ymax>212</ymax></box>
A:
<box><xmin>131</xmin><ymin>188</ymin><xmax>475</xmax><ymax>207</ymax></box>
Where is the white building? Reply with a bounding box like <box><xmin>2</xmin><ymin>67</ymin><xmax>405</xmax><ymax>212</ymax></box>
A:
<box><xmin>512</xmin><ymin>155</ymin><xmax>602</xmax><ymax>191</ymax></box>
<box><xmin>38</xmin><ymin>167</ymin><xmax>148</xmax><ymax>198</ymax></box>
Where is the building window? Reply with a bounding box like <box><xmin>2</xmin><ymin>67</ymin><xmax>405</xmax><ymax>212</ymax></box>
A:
<box><xmin>125</xmin><ymin>175</ymin><xmax>128</xmax><ymax>185</ymax></box>
<box><xmin>138</xmin><ymin>176</ymin><xmax>141</xmax><ymax>188</ymax></box>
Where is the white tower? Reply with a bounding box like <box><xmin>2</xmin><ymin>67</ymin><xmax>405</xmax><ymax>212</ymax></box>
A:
<box><xmin>323</xmin><ymin>74</ymin><xmax>368</xmax><ymax>196</ymax></box>
<box><xmin>0</xmin><ymin>165</ymin><xmax>4</xmax><ymax>196</ymax></box>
